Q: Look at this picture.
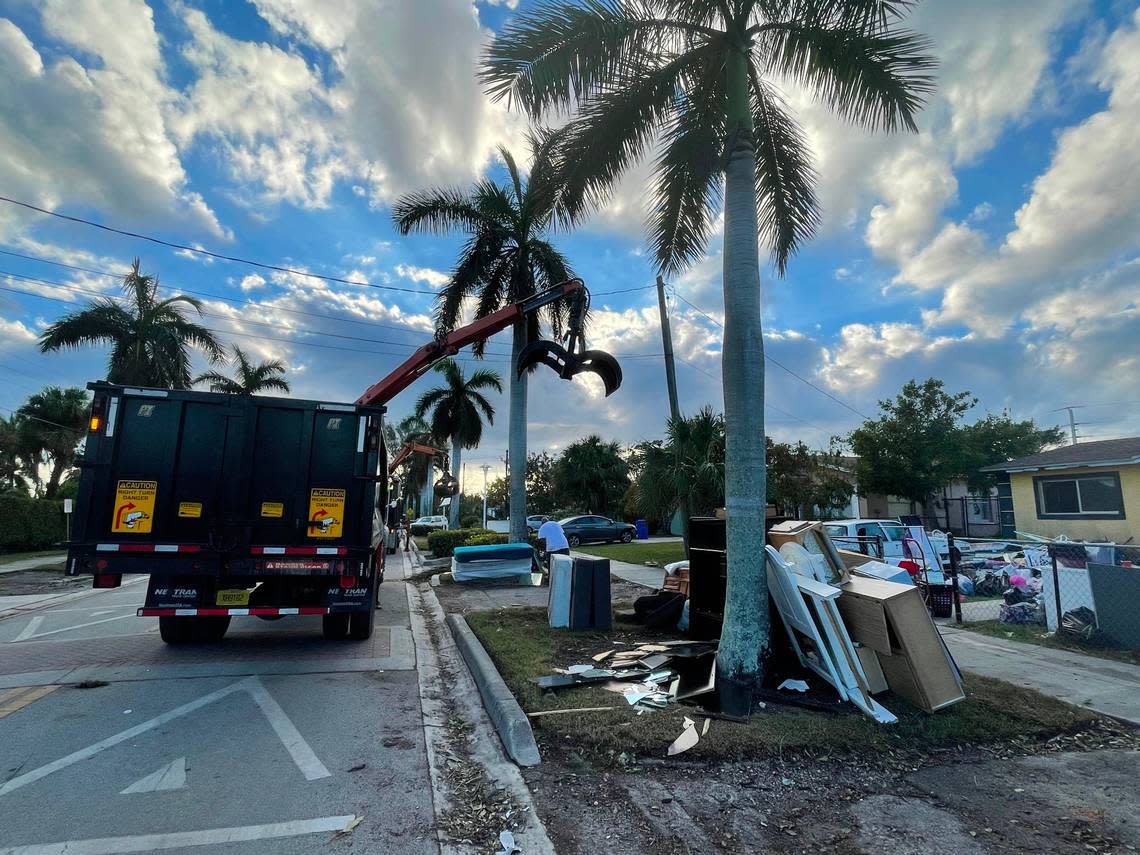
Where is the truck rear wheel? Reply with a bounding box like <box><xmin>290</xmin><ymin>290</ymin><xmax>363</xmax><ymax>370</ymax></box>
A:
<box><xmin>195</xmin><ymin>615</ymin><xmax>231</xmax><ymax>643</ymax></box>
<box><xmin>322</xmin><ymin>613</ymin><xmax>350</xmax><ymax>639</ymax></box>
<box><xmin>348</xmin><ymin>606</ymin><xmax>374</xmax><ymax>640</ymax></box>
<box><xmin>159</xmin><ymin>616</ymin><xmax>194</xmax><ymax>644</ymax></box>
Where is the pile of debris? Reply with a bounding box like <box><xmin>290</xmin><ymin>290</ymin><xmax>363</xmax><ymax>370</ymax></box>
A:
<box><xmin>535</xmin><ymin>640</ymin><xmax>717</xmax><ymax>713</ymax></box>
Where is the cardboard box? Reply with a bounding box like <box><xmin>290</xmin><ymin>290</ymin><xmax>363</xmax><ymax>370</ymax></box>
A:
<box><xmin>838</xmin><ymin>575</ymin><xmax>964</xmax><ymax>713</ymax></box>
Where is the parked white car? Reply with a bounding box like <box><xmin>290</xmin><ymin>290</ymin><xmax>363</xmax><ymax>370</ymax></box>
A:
<box><xmin>822</xmin><ymin>519</ymin><xmax>909</xmax><ymax>561</ymax></box>
<box><xmin>412</xmin><ymin>515</ymin><xmax>449</xmax><ymax>530</ymax></box>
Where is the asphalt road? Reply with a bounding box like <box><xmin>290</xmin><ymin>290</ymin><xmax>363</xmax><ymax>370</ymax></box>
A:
<box><xmin>0</xmin><ymin>576</ymin><xmax>436</xmax><ymax>854</ymax></box>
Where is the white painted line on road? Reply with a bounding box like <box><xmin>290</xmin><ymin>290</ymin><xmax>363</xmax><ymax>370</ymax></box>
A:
<box><xmin>0</xmin><ymin>815</ymin><xmax>357</xmax><ymax>855</ymax></box>
<box><xmin>119</xmin><ymin>757</ymin><xmax>186</xmax><ymax>794</ymax></box>
<box><xmin>16</xmin><ymin>613</ymin><xmax>134</xmax><ymax>642</ymax></box>
<box><xmin>0</xmin><ymin>676</ymin><xmax>332</xmax><ymax>796</ymax></box>
<box><xmin>246</xmin><ymin>677</ymin><xmax>332</xmax><ymax>781</ymax></box>
<box><xmin>11</xmin><ymin>616</ymin><xmax>44</xmax><ymax>643</ymax></box>
<box><xmin>0</xmin><ymin>679</ymin><xmax>248</xmax><ymax>797</ymax></box>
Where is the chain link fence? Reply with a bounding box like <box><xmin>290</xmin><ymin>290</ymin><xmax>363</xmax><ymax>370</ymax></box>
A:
<box><xmin>945</xmin><ymin>535</ymin><xmax>1140</xmax><ymax>655</ymax></box>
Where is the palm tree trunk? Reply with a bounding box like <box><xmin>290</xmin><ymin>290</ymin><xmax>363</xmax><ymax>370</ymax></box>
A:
<box><xmin>449</xmin><ymin>441</ymin><xmax>463</xmax><ymax>528</ymax></box>
<box><xmin>508</xmin><ymin>319</ymin><xmax>528</xmax><ymax>543</ymax></box>
<box><xmin>716</xmin><ymin>47</ymin><xmax>770</xmax><ymax>716</ymax></box>
<box><xmin>45</xmin><ymin>459</ymin><xmax>65</xmax><ymax>499</ymax></box>
<box><xmin>421</xmin><ymin>467</ymin><xmax>435</xmax><ymax>517</ymax></box>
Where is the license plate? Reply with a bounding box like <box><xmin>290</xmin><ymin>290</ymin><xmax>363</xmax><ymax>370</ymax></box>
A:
<box><xmin>216</xmin><ymin>589</ymin><xmax>250</xmax><ymax>606</ymax></box>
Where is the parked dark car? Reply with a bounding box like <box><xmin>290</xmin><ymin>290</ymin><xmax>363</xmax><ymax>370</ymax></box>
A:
<box><xmin>559</xmin><ymin>515</ymin><xmax>636</xmax><ymax>547</ymax></box>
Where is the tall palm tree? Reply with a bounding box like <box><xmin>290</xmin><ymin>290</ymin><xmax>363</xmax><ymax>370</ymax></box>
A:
<box><xmin>39</xmin><ymin>258</ymin><xmax>223</xmax><ymax>389</ymax></box>
<box><xmin>0</xmin><ymin>413</ymin><xmax>33</xmax><ymax>494</ymax></box>
<box><xmin>194</xmin><ymin>345</ymin><xmax>291</xmax><ymax>395</ymax></box>
<box><xmin>413</xmin><ymin>359</ymin><xmax>503</xmax><ymax>528</ymax></box>
<box><xmin>17</xmin><ymin>387</ymin><xmax>89</xmax><ymax>498</ymax></box>
<box><xmin>392</xmin><ymin>131</ymin><xmax>574</xmax><ymax>543</ymax></box>
<box><xmin>484</xmin><ymin>1</ymin><xmax>934</xmax><ymax>709</ymax></box>
<box><xmin>634</xmin><ymin>407</ymin><xmax>726</xmax><ymax>549</ymax></box>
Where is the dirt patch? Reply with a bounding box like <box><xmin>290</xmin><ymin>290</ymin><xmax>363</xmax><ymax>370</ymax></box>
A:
<box><xmin>525</xmin><ymin>742</ymin><xmax>1140</xmax><ymax>854</ymax></box>
<box><xmin>0</xmin><ymin>569</ymin><xmax>87</xmax><ymax>597</ymax></box>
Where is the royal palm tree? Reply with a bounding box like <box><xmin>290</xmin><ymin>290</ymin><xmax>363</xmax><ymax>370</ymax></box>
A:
<box><xmin>16</xmin><ymin>387</ymin><xmax>89</xmax><ymax>498</ymax></box>
<box><xmin>484</xmin><ymin>1</ymin><xmax>934</xmax><ymax>709</ymax></box>
<box><xmin>194</xmin><ymin>345</ymin><xmax>291</xmax><ymax>395</ymax></box>
<box><xmin>634</xmin><ymin>407</ymin><xmax>726</xmax><ymax>550</ymax></box>
<box><xmin>39</xmin><ymin>258</ymin><xmax>223</xmax><ymax>389</ymax></box>
<box><xmin>413</xmin><ymin>359</ymin><xmax>503</xmax><ymax>528</ymax></box>
<box><xmin>392</xmin><ymin>131</ymin><xmax>574</xmax><ymax>543</ymax></box>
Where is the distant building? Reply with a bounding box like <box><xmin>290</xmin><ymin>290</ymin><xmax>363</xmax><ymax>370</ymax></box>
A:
<box><xmin>981</xmin><ymin>437</ymin><xmax>1140</xmax><ymax>542</ymax></box>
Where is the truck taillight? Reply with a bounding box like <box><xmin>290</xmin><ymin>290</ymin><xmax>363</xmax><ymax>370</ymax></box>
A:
<box><xmin>89</xmin><ymin>396</ymin><xmax>107</xmax><ymax>432</ymax></box>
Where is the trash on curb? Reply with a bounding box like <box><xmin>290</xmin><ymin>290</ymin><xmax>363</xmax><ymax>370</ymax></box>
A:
<box><xmin>778</xmin><ymin>678</ymin><xmax>809</xmax><ymax>693</ymax></box>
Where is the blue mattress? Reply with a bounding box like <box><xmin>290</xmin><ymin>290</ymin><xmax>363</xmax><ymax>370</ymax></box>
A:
<box><xmin>452</xmin><ymin>543</ymin><xmax>535</xmax><ymax>563</ymax></box>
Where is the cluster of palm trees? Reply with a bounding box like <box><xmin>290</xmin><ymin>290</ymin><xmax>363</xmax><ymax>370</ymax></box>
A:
<box><xmin>38</xmin><ymin>259</ymin><xmax>290</xmax><ymax>395</ymax></box>
<box><xmin>0</xmin><ymin>387</ymin><xmax>89</xmax><ymax>498</ymax></box>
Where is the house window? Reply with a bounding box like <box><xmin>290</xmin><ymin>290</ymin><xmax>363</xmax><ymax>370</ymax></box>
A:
<box><xmin>1033</xmin><ymin>473</ymin><xmax>1125</xmax><ymax>520</ymax></box>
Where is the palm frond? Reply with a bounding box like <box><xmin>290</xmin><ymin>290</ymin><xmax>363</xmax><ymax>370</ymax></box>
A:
<box><xmin>748</xmin><ymin>73</ymin><xmax>820</xmax><ymax>274</ymax></box>
<box><xmin>649</xmin><ymin>56</ymin><xmax>726</xmax><ymax>274</ymax></box>
<box><xmin>554</xmin><ymin>45</ymin><xmax>715</xmax><ymax>224</ymax></box>
<box><xmin>481</xmin><ymin>0</ymin><xmax>652</xmax><ymax>116</ymax></box>
<box><xmin>465</xmin><ymin>369</ymin><xmax>505</xmax><ymax>395</ymax></box>
<box><xmin>391</xmin><ymin>187</ymin><xmax>485</xmax><ymax>235</ymax></box>
<box><xmin>499</xmin><ymin>146</ymin><xmax>525</xmax><ymax>210</ymax></box>
<box><xmin>757</xmin><ymin>18</ymin><xmax>935</xmax><ymax>132</ymax></box>
<box><xmin>38</xmin><ymin>301</ymin><xmax>132</xmax><ymax>353</ymax></box>
<box><xmin>435</xmin><ymin>231</ymin><xmax>509</xmax><ymax>332</ymax></box>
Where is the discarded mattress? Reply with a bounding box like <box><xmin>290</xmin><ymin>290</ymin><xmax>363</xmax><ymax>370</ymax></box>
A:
<box><xmin>451</xmin><ymin>543</ymin><xmax>535</xmax><ymax>581</ymax></box>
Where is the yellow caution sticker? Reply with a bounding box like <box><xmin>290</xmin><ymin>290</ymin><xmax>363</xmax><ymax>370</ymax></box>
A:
<box><xmin>261</xmin><ymin>501</ymin><xmax>284</xmax><ymax>518</ymax></box>
<box><xmin>307</xmin><ymin>488</ymin><xmax>345</xmax><ymax>538</ymax></box>
<box><xmin>112</xmin><ymin>480</ymin><xmax>157</xmax><ymax>533</ymax></box>
<box><xmin>178</xmin><ymin>502</ymin><xmax>202</xmax><ymax>519</ymax></box>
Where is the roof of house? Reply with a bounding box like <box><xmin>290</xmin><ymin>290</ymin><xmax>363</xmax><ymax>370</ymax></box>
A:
<box><xmin>980</xmin><ymin>436</ymin><xmax>1140</xmax><ymax>473</ymax></box>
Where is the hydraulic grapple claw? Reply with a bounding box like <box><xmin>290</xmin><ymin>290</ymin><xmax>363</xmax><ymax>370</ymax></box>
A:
<box><xmin>516</xmin><ymin>341</ymin><xmax>623</xmax><ymax>397</ymax></box>
<box><xmin>433</xmin><ymin>473</ymin><xmax>459</xmax><ymax>498</ymax></box>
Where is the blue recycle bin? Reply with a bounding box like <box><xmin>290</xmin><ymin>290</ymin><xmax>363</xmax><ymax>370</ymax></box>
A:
<box><xmin>635</xmin><ymin>519</ymin><xmax>649</xmax><ymax>540</ymax></box>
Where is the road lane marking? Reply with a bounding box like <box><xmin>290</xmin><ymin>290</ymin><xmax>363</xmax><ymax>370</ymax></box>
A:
<box><xmin>12</xmin><ymin>616</ymin><xmax>45</xmax><ymax>642</ymax></box>
<box><xmin>0</xmin><ymin>685</ymin><xmax>60</xmax><ymax>719</ymax></box>
<box><xmin>17</xmin><ymin>614</ymin><xmax>134</xmax><ymax>642</ymax></box>
<box><xmin>0</xmin><ymin>815</ymin><xmax>358</xmax><ymax>854</ymax></box>
<box><xmin>119</xmin><ymin>757</ymin><xmax>186</xmax><ymax>793</ymax></box>
<box><xmin>0</xmin><ymin>676</ymin><xmax>330</xmax><ymax>796</ymax></box>
<box><xmin>246</xmin><ymin>677</ymin><xmax>332</xmax><ymax>780</ymax></box>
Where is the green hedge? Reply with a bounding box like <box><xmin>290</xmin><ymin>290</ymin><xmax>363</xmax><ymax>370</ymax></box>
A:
<box><xmin>466</xmin><ymin>532</ymin><xmax>509</xmax><ymax>547</ymax></box>
<box><xmin>426</xmin><ymin>527</ymin><xmax>485</xmax><ymax>557</ymax></box>
<box><xmin>0</xmin><ymin>496</ymin><xmax>66</xmax><ymax>552</ymax></box>
<box><xmin>409</xmin><ymin>524</ymin><xmax>434</xmax><ymax>537</ymax></box>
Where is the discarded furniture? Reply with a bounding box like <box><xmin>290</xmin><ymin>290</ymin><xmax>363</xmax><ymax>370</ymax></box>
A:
<box><xmin>451</xmin><ymin>542</ymin><xmax>535</xmax><ymax>582</ymax></box>
<box><xmin>838</xmin><ymin>575</ymin><xmax>964</xmax><ymax>713</ymax></box>
<box><xmin>688</xmin><ymin>517</ymin><xmax>727</xmax><ymax>639</ymax></box>
<box><xmin>766</xmin><ymin>546</ymin><xmax>897</xmax><ymax>724</ymax></box>
<box><xmin>547</xmin><ymin>555</ymin><xmax>611</xmax><ymax>629</ymax></box>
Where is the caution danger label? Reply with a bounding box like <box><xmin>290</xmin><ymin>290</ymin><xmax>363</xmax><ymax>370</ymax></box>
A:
<box><xmin>112</xmin><ymin>480</ymin><xmax>157</xmax><ymax>533</ymax></box>
<box><xmin>307</xmin><ymin>488</ymin><xmax>345</xmax><ymax>539</ymax></box>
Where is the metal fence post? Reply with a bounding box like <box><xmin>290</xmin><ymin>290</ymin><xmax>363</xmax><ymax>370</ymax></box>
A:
<box><xmin>948</xmin><ymin>532</ymin><xmax>962</xmax><ymax>624</ymax></box>
<box><xmin>1050</xmin><ymin>548</ymin><xmax>1062</xmax><ymax>633</ymax></box>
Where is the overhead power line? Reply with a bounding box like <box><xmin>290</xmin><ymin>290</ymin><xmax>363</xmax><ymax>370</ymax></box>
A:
<box><xmin>671</xmin><ymin>292</ymin><xmax>871</xmax><ymax>420</ymax></box>
<box><xmin>0</xmin><ymin>197</ymin><xmax>652</xmax><ymax>298</ymax></box>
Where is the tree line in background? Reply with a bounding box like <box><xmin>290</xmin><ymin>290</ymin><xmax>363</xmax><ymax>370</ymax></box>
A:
<box><xmin>430</xmin><ymin>377</ymin><xmax>1062</xmax><ymax>538</ymax></box>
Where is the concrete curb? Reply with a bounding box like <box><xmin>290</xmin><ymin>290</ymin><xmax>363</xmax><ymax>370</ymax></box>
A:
<box><xmin>445</xmin><ymin>612</ymin><xmax>541</xmax><ymax>767</ymax></box>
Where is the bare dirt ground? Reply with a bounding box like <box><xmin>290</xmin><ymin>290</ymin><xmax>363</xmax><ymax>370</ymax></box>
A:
<box><xmin>524</xmin><ymin>730</ymin><xmax>1140</xmax><ymax>854</ymax></box>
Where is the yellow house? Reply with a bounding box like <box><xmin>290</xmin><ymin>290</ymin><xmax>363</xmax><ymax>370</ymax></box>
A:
<box><xmin>981</xmin><ymin>437</ymin><xmax>1140</xmax><ymax>542</ymax></box>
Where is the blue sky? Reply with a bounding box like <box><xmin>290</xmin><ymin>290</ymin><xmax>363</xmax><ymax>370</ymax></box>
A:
<box><xmin>1</xmin><ymin>0</ymin><xmax>1139</xmax><ymax>490</ymax></box>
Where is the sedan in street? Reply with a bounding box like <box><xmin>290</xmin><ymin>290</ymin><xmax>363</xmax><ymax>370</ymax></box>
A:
<box><xmin>559</xmin><ymin>515</ymin><xmax>636</xmax><ymax>547</ymax></box>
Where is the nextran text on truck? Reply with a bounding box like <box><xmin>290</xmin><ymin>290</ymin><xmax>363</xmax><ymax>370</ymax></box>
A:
<box><xmin>66</xmin><ymin>383</ymin><xmax>386</xmax><ymax>644</ymax></box>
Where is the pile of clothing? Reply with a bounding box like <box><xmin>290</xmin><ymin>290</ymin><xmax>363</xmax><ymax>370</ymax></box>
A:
<box><xmin>998</xmin><ymin>572</ymin><xmax>1046</xmax><ymax>625</ymax></box>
